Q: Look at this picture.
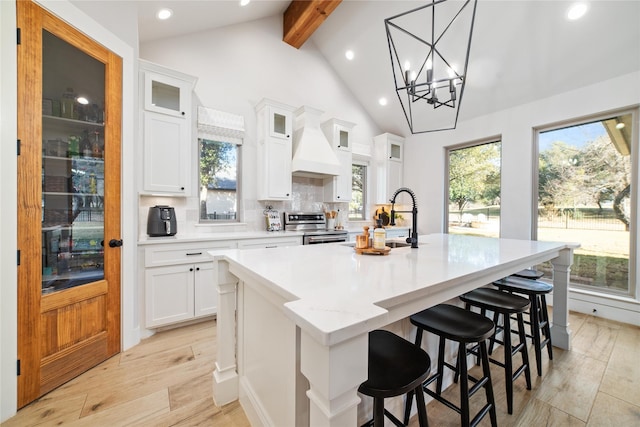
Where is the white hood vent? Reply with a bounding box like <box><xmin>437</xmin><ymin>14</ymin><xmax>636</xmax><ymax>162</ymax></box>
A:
<box><xmin>291</xmin><ymin>106</ymin><xmax>340</xmax><ymax>178</ymax></box>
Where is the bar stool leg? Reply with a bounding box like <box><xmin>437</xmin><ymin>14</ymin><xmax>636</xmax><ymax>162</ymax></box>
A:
<box><xmin>373</xmin><ymin>397</ymin><xmax>384</xmax><ymax>427</ymax></box>
<box><xmin>530</xmin><ymin>294</ymin><xmax>543</xmax><ymax>376</ymax></box>
<box><xmin>479</xmin><ymin>341</ymin><xmax>498</xmax><ymax>427</ymax></box>
<box><xmin>517</xmin><ymin>312</ymin><xmax>532</xmax><ymax>391</ymax></box>
<box><xmin>540</xmin><ymin>295</ymin><xmax>553</xmax><ymax>360</ymax></box>
<box><xmin>436</xmin><ymin>336</ymin><xmax>446</xmax><ymax>394</ymax></box>
<box><xmin>502</xmin><ymin>312</ymin><xmax>515</xmax><ymax>414</ymax></box>
<box><xmin>458</xmin><ymin>344</ymin><xmax>470</xmax><ymax>427</ymax></box>
<box><xmin>415</xmin><ymin>384</ymin><xmax>429</xmax><ymax>427</ymax></box>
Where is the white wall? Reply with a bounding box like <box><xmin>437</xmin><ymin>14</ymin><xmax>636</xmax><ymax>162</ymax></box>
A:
<box><xmin>403</xmin><ymin>71</ymin><xmax>640</xmax><ymax>324</ymax></box>
<box><xmin>0</xmin><ymin>1</ymin><xmax>138</xmax><ymax>421</ymax></box>
<box><xmin>138</xmin><ymin>15</ymin><xmax>382</xmax><ymax>234</ymax></box>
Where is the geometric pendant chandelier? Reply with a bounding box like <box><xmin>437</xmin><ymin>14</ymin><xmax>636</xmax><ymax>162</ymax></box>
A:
<box><xmin>385</xmin><ymin>0</ymin><xmax>478</xmax><ymax>133</ymax></box>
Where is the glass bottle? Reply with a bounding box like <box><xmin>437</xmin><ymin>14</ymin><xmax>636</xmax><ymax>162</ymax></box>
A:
<box><xmin>373</xmin><ymin>220</ymin><xmax>386</xmax><ymax>250</ymax></box>
<box><xmin>68</xmin><ymin>135</ymin><xmax>79</xmax><ymax>157</ymax></box>
<box><xmin>92</xmin><ymin>131</ymin><xmax>102</xmax><ymax>158</ymax></box>
<box><xmin>80</xmin><ymin>130</ymin><xmax>92</xmax><ymax>158</ymax></box>
<box><xmin>61</xmin><ymin>87</ymin><xmax>75</xmax><ymax>119</ymax></box>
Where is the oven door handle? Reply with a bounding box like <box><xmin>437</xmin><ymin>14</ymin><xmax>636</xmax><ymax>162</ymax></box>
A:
<box><xmin>306</xmin><ymin>235</ymin><xmax>347</xmax><ymax>244</ymax></box>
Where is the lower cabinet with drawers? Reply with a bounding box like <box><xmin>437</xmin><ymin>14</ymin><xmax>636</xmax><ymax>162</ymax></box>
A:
<box><xmin>142</xmin><ymin>235</ymin><xmax>301</xmax><ymax>329</ymax></box>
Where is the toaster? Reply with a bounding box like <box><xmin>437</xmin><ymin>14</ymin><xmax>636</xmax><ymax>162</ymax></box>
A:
<box><xmin>147</xmin><ymin>205</ymin><xmax>177</xmax><ymax>237</ymax></box>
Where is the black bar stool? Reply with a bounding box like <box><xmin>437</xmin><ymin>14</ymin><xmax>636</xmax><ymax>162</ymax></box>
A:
<box><xmin>403</xmin><ymin>304</ymin><xmax>497</xmax><ymax>427</ymax></box>
<box><xmin>359</xmin><ymin>329</ymin><xmax>431</xmax><ymax>427</ymax></box>
<box><xmin>493</xmin><ymin>274</ymin><xmax>554</xmax><ymax>376</ymax></box>
<box><xmin>459</xmin><ymin>288</ymin><xmax>532</xmax><ymax>414</ymax></box>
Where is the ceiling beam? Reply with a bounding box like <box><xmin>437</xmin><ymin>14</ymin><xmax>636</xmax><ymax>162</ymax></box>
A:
<box><xmin>283</xmin><ymin>0</ymin><xmax>342</xmax><ymax>49</ymax></box>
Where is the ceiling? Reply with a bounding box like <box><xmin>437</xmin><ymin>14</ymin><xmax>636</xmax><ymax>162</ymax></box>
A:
<box><xmin>134</xmin><ymin>0</ymin><xmax>640</xmax><ymax>137</ymax></box>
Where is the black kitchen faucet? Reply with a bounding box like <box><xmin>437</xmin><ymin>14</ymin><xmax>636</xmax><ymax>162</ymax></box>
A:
<box><xmin>389</xmin><ymin>187</ymin><xmax>418</xmax><ymax>248</ymax></box>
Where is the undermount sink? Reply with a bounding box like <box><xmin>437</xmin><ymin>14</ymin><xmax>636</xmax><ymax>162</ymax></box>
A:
<box><xmin>385</xmin><ymin>240</ymin><xmax>411</xmax><ymax>248</ymax></box>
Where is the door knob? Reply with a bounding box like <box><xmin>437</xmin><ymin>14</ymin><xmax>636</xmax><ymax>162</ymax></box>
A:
<box><xmin>108</xmin><ymin>239</ymin><xmax>123</xmax><ymax>248</ymax></box>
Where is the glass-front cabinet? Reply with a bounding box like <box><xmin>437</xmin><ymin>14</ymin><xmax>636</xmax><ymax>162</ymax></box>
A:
<box><xmin>41</xmin><ymin>30</ymin><xmax>106</xmax><ymax>293</ymax></box>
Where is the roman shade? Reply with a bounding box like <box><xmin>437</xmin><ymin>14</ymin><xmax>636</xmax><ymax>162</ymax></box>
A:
<box><xmin>197</xmin><ymin>106</ymin><xmax>245</xmax><ymax>145</ymax></box>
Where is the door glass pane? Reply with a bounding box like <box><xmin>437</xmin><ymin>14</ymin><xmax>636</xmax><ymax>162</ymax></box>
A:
<box><xmin>448</xmin><ymin>141</ymin><xmax>501</xmax><ymax>237</ymax></box>
<box><xmin>42</xmin><ymin>30</ymin><xmax>105</xmax><ymax>294</ymax></box>
<box><xmin>537</xmin><ymin>115</ymin><xmax>633</xmax><ymax>293</ymax></box>
<box><xmin>151</xmin><ymin>80</ymin><xmax>180</xmax><ymax>111</ymax></box>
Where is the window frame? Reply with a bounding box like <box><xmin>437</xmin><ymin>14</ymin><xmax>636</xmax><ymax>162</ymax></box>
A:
<box><xmin>349</xmin><ymin>157</ymin><xmax>369</xmax><ymax>221</ymax></box>
<box><xmin>444</xmin><ymin>137</ymin><xmax>503</xmax><ymax>236</ymax></box>
<box><xmin>532</xmin><ymin>108</ymin><xmax>638</xmax><ymax>298</ymax></box>
<box><xmin>198</xmin><ymin>137</ymin><xmax>242</xmax><ymax>223</ymax></box>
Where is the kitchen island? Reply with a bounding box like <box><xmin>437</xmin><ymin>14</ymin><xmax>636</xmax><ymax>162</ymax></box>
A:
<box><xmin>210</xmin><ymin>233</ymin><xmax>577</xmax><ymax>427</ymax></box>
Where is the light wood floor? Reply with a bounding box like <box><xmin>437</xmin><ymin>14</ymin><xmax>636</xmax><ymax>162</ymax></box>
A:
<box><xmin>3</xmin><ymin>311</ymin><xmax>640</xmax><ymax>426</ymax></box>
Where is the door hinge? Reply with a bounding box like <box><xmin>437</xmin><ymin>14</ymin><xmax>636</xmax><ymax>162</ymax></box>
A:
<box><xmin>17</xmin><ymin>359</ymin><xmax>21</xmax><ymax>376</ymax></box>
<box><xmin>16</xmin><ymin>28</ymin><xmax>21</xmax><ymax>45</ymax></box>
<box><xmin>17</xmin><ymin>139</ymin><xmax>21</xmax><ymax>156</ymax></box>
<box><xmin>17</xmin><ymin>250</ymin><xmax>20</xmax><ymax>266</ymax></box>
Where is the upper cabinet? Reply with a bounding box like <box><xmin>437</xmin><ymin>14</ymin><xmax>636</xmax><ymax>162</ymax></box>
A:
<box><xmin>322</xmin><ymin>119</ymin><xmax>355</xmax><ymax>202</ymax></box>
<box><xmin>139</xmin><ymin>60</ymin><xmax>197</xmax><ymax>196</ymax></box>
<box><xmin>374</xmin><ymin>133</ymin><xmax>405</xmax><ymax>204</ymax></box>
<box><xmin>143</xmin><ymin>71</ymin><xmax>192</xmax><ymax>118</ymax></box>
<box><xmin>256</xmin><ymin>99</ymin><xmax>295</xmax><ymax>201</ymax></box>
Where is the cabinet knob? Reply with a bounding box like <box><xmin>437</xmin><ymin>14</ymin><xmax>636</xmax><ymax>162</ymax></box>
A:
<box><xmin>190</xmin><ymin>267</ymin><xmax>194</xmax><ymax>272</ymax></box>
<box><xmin>286</xmin><ymin>193</ymin><xmax>290</xmax><ymax>197</ymax></box>
<box><xmin>196</xmin><ymin>267</ymin><xmax>200</xmax><ymax>271</ymax></box>
<box><xmin>181</xmin><ymin>111</ymin><xmax>185</xmax><ymax>116</ymax></box>
<box><xmin>180</xmin><ymin>186</ymin><xmax>185</xmax><ymax>190</ymax></box>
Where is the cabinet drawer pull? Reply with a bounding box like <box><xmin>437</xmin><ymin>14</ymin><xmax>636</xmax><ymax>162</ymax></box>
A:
<box><xmin>265</xmin><ymin>245</ymin><xmax>277</xmax><ymax>248</ymax></box>
<box><xmin>186</xmin><ymin>252</ymin><xmax>203</xmax><ymax>256</ymax></box>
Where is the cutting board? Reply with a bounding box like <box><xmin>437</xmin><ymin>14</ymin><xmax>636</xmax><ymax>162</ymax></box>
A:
<box><xmin>355</xmin><ymin>246</ymin><xmax>391</xmax><ymax>255</ymax></box>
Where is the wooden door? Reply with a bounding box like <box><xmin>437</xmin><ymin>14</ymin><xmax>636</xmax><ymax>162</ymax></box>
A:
<box><xmin>17</xmin><ymin>0</ymin><xmax>122</xmax><ymax>408</ymax></box>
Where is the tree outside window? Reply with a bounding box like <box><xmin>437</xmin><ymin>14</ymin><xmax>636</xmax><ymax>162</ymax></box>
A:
<box><xmin>199</xmin><ymin>138</ymin><xmax>239</xmax><ymax>221</ymax></box>
<box><xmin>536</xmin><ymin>114</ymin><xmax>633</xmax><ymax>293</ymax></box>
<box><xmin>350</xmin><ymin>163</ymin><xmax>367</xmax><ymax>220</ymax></box>
<box><xmin>448</xmin><ymin>141</ymin><xmax>501</xmax><ymax>237</ymax></box>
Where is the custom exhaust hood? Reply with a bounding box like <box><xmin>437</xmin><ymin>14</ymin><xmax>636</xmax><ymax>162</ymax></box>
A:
<box><xmin>291</xmin><ymin>106</ymin><xmax>340</xmax><ymax>178</ymax></box>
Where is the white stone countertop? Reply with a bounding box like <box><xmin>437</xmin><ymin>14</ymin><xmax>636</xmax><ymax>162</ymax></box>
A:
<box><xmin>212</xmin><ymin>233</ymin><xmax>578</xmax><ymax>346</ymax></box>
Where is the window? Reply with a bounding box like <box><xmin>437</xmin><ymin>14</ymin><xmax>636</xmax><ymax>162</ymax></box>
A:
<box><xmin>535</xmin><ymin>112</ymin><xmax>635</xmax><ymax>294</ymax></box>
<box><xmin>447</xmin><ymin>140</ymin><xmax>501</xmax><ymax>237</ymax></box>
<box><xmin>199</xmin><ymin>138</ymin><xmax>239</xmax><ymax>222</ymax></box>
<box><xmin>350</xmin><ymin>162</ymin><xmax>367</xmax><ymax>220</ymax></box>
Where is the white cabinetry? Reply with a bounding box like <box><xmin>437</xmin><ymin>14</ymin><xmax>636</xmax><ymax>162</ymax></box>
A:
<box><xmin>256</xmin><ymin>99</ymin><xmax>295</xmax><ymax>201</ymax></box>
<box><xmin>140</xmin><ymin>60</ymin><xmax>197</xmax><ymax>196</ymax></box>
<box><xmin>374</xmin><ymin>133</ymin><xmax>404</xmax><ymax>204</ymax></box>
<box><xmin>144</xmin><ymin>241</ymin><xmax>235</xmax><ymax>328</ymax></box>
<box><xmin>322</xmin><ymin>119</ymin><xmax>355</xmax><ymax>202</ymax></box>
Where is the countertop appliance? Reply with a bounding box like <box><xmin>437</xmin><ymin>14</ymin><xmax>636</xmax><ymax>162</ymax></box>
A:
<box><xmin>147</xmin><ymin>205</ymin><xmax>177</xmax><ymax>237</ymax></box>
<box><xmin>283</xmin><ymin>212</ymin><xmax>348</xmax><ymax>245</ymax></box>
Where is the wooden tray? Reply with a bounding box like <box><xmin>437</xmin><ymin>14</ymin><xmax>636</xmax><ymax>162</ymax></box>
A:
<box><xmin>355</xmin><ymin>246</ymin><xmax>391</xmax><ymax>255</ymax></box>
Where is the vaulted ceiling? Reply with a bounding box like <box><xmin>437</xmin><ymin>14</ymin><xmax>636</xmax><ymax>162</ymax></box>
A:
<box><xmin>134</xmin><ymin>0</ymin><xmax>640</xmax><ymax>137</ymax></box>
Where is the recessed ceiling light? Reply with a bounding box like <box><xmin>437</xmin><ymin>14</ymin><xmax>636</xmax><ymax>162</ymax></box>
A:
<box><xmin>240</xmin><ymin>0</ymin><xmax>251</xmax><ymax>6</ymax></box>
<box><xmin>378</xmin><ymin>98</ymin><xmax>388</xmax><ymax>106</ymax></box>
<box><xmin>345</xmin><ymin>50</ymin><xmax>354</xmax><ymax>61</ymax></box>
<box><xmin>76</xmin><ymin>96</ymin><xmax>89</xmax><ymax>105</ymax></box>
<box><xmin>156</xmin><ymin>8</ymin><xmax>173</xmax><ymax>20</ymax></box>
<box><xmin>616</xmin><ymin>122</ymin><xmax>625</xmax><ymax>129</ymax></box>
<box><xmin>567</xmin><ymin>2</ymin><xmax>588</xmax><ymax>20</ymax></box>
